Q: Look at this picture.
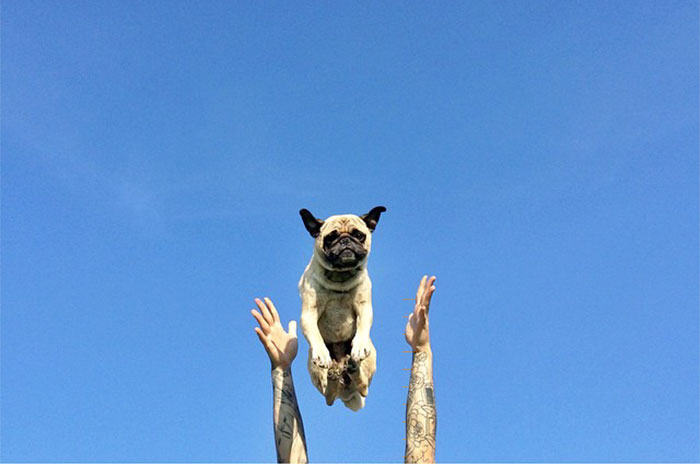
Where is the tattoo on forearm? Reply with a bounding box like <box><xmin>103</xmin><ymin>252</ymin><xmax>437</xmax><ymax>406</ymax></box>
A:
<box><xmin>272</xmin><ymin>368</ymin><xmax>308</xmax><ymax>464</ymax></box>
<box><xmin>405</xmin><ymin>351</ymin><xmax>436</xmax><ymax>463</ymax></box>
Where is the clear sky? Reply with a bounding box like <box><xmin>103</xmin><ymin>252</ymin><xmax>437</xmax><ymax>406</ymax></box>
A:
<box><xmin>2</xmin><ymin>1</ymin><xmax>698</xmax><ymax>462</ymax></box>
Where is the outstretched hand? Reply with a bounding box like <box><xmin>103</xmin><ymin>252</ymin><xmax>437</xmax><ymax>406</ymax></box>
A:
<box><xmin>251</xmin><ymin>297</ymin><xmax>298</xmax><ymax>370</ymax></box>
<box><xmin>405</xmin><ymin>275</ymin><xmax>436</xmax><ymax>353</ymax></box>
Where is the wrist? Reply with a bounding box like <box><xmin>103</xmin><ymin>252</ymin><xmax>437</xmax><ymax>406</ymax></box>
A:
<box><xmin>271</xmin><ymin>361</ymin><xmax>291</xmax><ymax>372</ymax></box>
<box><xmin>412</xmin><ymin>345</ymin><xmax>432</xmax><ymax>355</ymax></box>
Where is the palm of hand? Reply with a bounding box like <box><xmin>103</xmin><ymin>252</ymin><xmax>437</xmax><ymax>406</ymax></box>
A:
<box><xmin>405</xmin><ymin>314</ymin><xmax>429</xmax><ymax>350</ymax></box>
<box><xmin>266</xmin><ymin>321</ymin><xmax>298</xmax><ymax>368</ymax></box>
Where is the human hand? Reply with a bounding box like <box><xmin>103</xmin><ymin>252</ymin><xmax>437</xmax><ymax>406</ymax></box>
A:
<box><xmin>404</xmin><ymin>275</ymin><xmax>436</xmax><ymax>353</ymax></box>
<box><xmin>251</xmin><ymin>297</ymin><xmax>298</xmax><ymax>370</ymax></box>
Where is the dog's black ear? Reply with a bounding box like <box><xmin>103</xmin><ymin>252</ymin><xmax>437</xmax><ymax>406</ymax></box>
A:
<box><xmin>360</xmin><ymin>206</ymin><xmax>386</xmax><ymax>232</ymax></box>
<box><xmin>299</xmin><ymin>209</ymin><xmax>324</xmax><ymax>238</ymax></box>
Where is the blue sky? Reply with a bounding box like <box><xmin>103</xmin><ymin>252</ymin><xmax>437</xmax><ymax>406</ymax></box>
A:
<box><xmin>2</xmin><ymin>1</ymin><xmax>698</xmax><ymax>462</ymax></box>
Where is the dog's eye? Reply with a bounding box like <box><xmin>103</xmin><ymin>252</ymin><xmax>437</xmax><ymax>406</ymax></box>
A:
<box><xmin>324</xmin><ymin>231</ymin><xmax>340</xmax><ymax>244</ymax></box>
<box><xmin>351</xmin><ymin>230</ymin><xmax>366</xmax><ymax>241</ymax></box>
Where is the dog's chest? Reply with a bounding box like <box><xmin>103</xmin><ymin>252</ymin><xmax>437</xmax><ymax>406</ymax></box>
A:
<box><xmin>317</xmin><ymin>292</ymin><xmax>356</xmax><ymax>343</ymax></box>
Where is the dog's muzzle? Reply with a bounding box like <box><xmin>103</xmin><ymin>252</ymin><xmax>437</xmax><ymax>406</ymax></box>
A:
<box><xmin>324</xmin><ymin>236</ymin><xmax>367</xmax><ymax>267</ymax></box>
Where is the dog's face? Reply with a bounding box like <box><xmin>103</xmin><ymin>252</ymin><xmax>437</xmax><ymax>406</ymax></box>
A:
<box><xmin>300</xmin><ymin>206</ymin><xmax>386</xmax><ymax>270</ymax></box>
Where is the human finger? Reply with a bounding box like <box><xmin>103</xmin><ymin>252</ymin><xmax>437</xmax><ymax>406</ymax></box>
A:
<box><xmin>415</xmin><ymin>275</ymin><xmax>427</xmax><ymax>301</ymax></box>
<box><xmin>288</xmin><ymin>320</ymin><xmax>297</xmax><ymax>337</ymax></box>
<box><xmin>423</xmin><ymin>279</ymin><xmax>436</xmax><ymax>312</ymax></box>
<box><xmin>254</xmin><ymin>327</ymin><xmax>274</xmax><ymax>352</ymax></box>
<box><xmin>416</xmin><ymin>306</ymin><xmax>427</xmax><ymax>330</ymax></box>
<box><xmin>421</xmin><ymin>276</ymin><xmax>435</xmax><ymax>300</ymax></box>
<box><xmin>265</xmin><ymin>297</ymin><xmax>281</xmax><ymax>323</ymax></box>
<box><xmin>251</xmin><ymin>309</ymin><xmax>270</xmax><ymax>332</ymax></box>
<box><xmin>416</xmin><ymin>275</ymin><xmax>428</xmax><ymax>311</ymax></box>
<box><xmin>423</xmin><ymin>286</ymin><xmax>435</xmax><ymax>314</ymax></box>
<box><xmin>255</xmin><ymin>298</ymin><xmax>274</xmax><ymax>325</ymax></box>
<box><xmin>413</xmin><ymin>296</ymin><xmax>423</xmax><ymax>319</ymax></box>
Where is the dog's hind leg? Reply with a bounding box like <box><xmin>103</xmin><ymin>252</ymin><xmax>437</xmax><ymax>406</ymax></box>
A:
<box><xmin>325</xmin><ymin>361</ymin><xmax>342</xmax><ymax>406</ymax></box>
<box><xmin>307</xmin><ymin>348</ymin><xmax>328</xmax><ymax>396</ymax></box>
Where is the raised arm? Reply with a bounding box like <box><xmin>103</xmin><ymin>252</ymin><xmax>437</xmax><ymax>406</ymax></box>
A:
<box><xmin>404</xmin><ymin>276</ymin><xmax>437</xmax><ymax>464</ymax></box>
<box><xmin>251</xmin><ymin>297</ymin><xmax>308</xmax><ymax>464</ymax></box>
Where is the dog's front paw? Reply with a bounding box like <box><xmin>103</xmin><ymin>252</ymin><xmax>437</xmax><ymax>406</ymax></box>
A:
<box><xmin>311</xmin><ymin>346</ymin><xmax>332</xmax><ymax>368</ymax></box>
<box><xmin>351</xmin><ymin>337</ymin><xmax>371</xmax><ymax>361</ymax></box>
<box><xmin>311</xmin><ymin>366</ymin><xmax>328</xmax><ymax>393</ymax></box>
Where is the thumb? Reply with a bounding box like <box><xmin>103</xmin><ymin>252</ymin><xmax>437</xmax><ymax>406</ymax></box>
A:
<box><xmin>288</xmin><ymin>320</ymin><xmax>298</xmax><ymax>337</ymax></box>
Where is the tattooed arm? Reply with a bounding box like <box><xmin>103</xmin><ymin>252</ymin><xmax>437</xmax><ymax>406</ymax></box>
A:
<box><xmin>271</xmin><ymin>367</ymin><xmax>308</xmax><ymax>464</ymax></box>
<box><xmin>252</xmin><ymin>297</ymin><xmax>308</xmax><ymax>464</ymax></box>
<box><xmin>404</xmin><ymin>276</ymin><xmax>437</xmax><ymax>464</ymax></box>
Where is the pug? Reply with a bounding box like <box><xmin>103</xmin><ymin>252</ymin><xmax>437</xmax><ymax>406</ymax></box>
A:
<box><xmin>298</xmin><ymin>206</ymin><xmax>386</xmax><ymax>411</ymax></box>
